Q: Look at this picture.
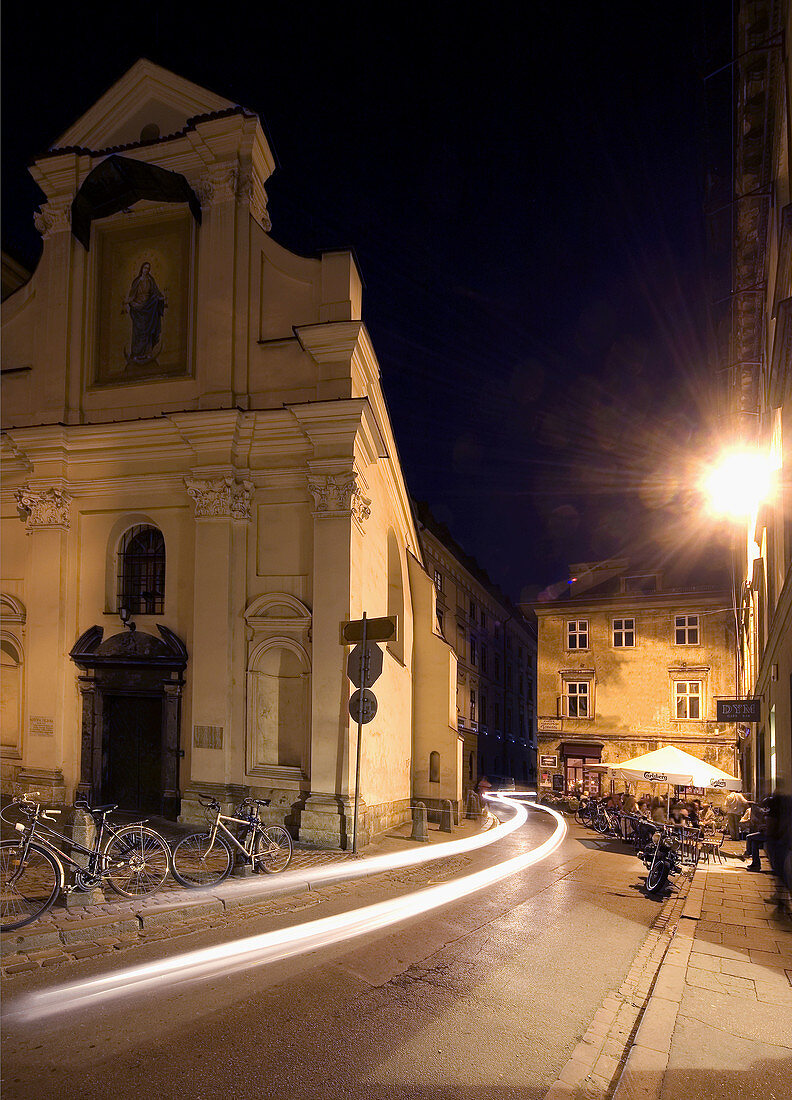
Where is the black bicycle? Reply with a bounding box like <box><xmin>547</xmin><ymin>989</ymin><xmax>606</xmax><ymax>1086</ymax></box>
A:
<box><xmin>0</xmin><ymin>795</ymin><xmax>171</xmax><ymax>931</ymax></box>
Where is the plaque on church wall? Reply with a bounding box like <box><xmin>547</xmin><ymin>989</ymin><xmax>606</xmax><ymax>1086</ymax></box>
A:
<box><xmin>194</xmin><ymin>725</ymin><xmax>223</xmax><ymax>749</ymax></box>
<box><xmin>29</xmin><ymin>715</ymin><xmax>55</xmax><ymax>736</ymax></box>
<box><xmin>93</xmin><ymin>213</ymin><xmax>192</xmax><ymax>386</ymax></box>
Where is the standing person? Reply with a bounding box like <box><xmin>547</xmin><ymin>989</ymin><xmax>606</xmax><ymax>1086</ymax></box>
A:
<box><xmin>744</xmin><ymin>798</ymin><xmax>769</xmax><ymax>871</ymax></box>
<box><xmin>725</xmin><ymin>790</ymin><xmax>750</xmax><ymax>840</ymax></box>
<box><xmin>764</xmin><ymin>785</ymin><xmax>792</xmax><ymax>911</ymax></box>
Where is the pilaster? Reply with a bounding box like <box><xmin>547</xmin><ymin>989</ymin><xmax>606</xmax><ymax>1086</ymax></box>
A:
<box><xmin>183</xmin><ymin>474</ymin><xmax>251</xmax><ymax>813</ymax></box>
<box><xmin>13</xmin><ymin>485</ymin><xmax>74</xmax><ymax>799</ymax></box>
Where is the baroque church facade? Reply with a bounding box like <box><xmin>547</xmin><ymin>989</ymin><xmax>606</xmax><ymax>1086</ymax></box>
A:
<box><xmin>0</xmin><ymin>60</ymin><xmax>460</xmax><ymax>847</ymax></box>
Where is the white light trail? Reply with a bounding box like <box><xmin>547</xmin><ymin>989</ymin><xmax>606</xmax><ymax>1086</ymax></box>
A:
<box><xmin>10</xmin><ymin>797</ymin><xmax>565</xmax><ymax>1022</ymax></box>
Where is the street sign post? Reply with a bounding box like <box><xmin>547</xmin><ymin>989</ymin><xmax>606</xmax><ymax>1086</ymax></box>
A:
<box><xmin>340</xmin><ymin>612</ymin><xmax>393</xmax><ymax>854</ymax></box>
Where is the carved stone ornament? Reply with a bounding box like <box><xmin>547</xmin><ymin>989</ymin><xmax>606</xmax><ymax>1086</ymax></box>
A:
<box><xmin>307</xmin><ymin>473</ymin><xmax>371</xmax><ymax>524</ymax></box>
<box><xmin>185</xmin><ymin>476</ymin><xmax>253</xmax><ymax>521</ymax></box>
<box><xmin>15</xmin><ymin>486</ymin><xmax>73</xmax><ymax>532</ymax></box>
<box><xmin>199</xmin><ymin>164</ymin><xmax>271</xmax><ymax>231</ymax></box>
<box><xmin>33</xmin><ymin>201</ymin><xmax>71</xmax><ymax>239</ymax></box>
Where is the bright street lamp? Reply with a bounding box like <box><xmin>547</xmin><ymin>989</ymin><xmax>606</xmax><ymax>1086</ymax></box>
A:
<box><xmin>700</xmin><ymin>447</ymin><xmax>777</xmax><ymax>520</ymax></box>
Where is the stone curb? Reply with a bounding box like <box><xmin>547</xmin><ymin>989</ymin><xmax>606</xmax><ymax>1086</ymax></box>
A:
<box><xmin>544</xmin><ymin>862</ymin><xmax>697</xmax><ymax>1100</ymax></box>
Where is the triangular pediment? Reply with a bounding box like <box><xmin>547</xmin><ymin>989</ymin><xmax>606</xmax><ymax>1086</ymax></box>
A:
<box><xmin>54</xmin><ymin>59</ymin><xmax>237</xmax><ymax>152</ymax></box>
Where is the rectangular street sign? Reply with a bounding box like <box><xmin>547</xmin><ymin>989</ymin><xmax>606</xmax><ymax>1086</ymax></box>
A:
<box><xmin>716</xmin><ymin>698</ymin><xmax>761</xmax><ymax>722</ymax></box>
<box><xmin>340</xmin><ymin>615</ymin><xmax>398</xmax><ymax>643</ymax></box>
<box><xmin>537</xmin><ymin>717</ymin><xmax>562</xmax><ymax>732</ymax></box>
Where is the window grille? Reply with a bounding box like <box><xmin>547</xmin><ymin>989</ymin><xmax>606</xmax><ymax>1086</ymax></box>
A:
<box><xmin>117</xmin><ymin>525</ymin><xmax>165</xmax><ymax>614</ymax></box>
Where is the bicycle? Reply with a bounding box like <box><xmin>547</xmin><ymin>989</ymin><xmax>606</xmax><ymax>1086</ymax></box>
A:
<box><xmin>0</xmin><ymin>795</ymin><xmax>171</xmax><ymax>931</ymax></box>
<box><xmin>171</xmin><ymin>797</ymin><xmax>292</xmax><ymax>887</ymax></box>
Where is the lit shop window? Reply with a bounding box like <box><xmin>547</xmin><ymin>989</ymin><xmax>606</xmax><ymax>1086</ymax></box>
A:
<box><xmin>567</xmin><ymin>620</ymin><xmax>588</xmax><ymax>649</ymax></box>
<box><xmin>613</xmin><ymin>617</ymin><xmax>635</xmax><ymax>647</ymax></box>
<box><xmin>675</xmin><ymin>615</ymin><xmax>699</xmax><ymax>645</ymax></box>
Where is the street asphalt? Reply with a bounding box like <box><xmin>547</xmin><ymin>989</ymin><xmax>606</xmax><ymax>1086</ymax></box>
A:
<box><xmin>1</xmin><ymin>806</ymin><xmax>669</xmax><ymax>1100</ymax></box>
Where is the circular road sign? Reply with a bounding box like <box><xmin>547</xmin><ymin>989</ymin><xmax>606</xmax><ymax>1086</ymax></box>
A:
<box><xmin>349</xmin><ymin>688</ymin><xmax>378</xmax><ymax>725</ymax></box>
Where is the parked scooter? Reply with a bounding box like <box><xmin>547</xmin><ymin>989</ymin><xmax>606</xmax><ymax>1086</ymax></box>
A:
<box><xmin>640</xmin><ymin>828</ymin><xmax>683</xmax><ymax>893</ymax></box>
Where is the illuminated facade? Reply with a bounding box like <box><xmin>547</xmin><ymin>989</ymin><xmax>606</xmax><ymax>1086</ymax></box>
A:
<box><xmin>0</xmin><ymin>60</ymin><xmax>459</xmax><ymax>846</ymax></box>
<box><xmin>527</xmin><ymin>561</ymin><xmax>737</xmax><ymax>796</ymax></box>
<box><xmin>414</xmin><ymin>503</ymin><xmax>537</xmax><ymax>791</ymax></box>
<box><xmin>724</xmin><ymin>0</ymin><xmax>791</xmax><ymax>797</ymax></box>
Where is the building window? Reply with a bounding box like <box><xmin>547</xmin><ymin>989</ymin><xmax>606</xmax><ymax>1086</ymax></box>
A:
<box><xmin>564</xmin><ymin>680</ymin><xmax>591</xmax><ymax>718</ymax></box>
<box><xmin>675</xmin><ymin>681</ymin><xmax>701</xmax><ymax>719</ymax></box>
<box><xmin>567</xmin><ymin>620</ymin><xmax>588</xmax><ymax>649</ymax></box>
<box><xmin>480</xmin><ymin>693</ymin><xmax>487</xmax><ymax>725</ymax></box>
<box><xmin>675</xmin><ymin>615</ymin><xmax>699</xmax><ymax>645</ymax></box>
<box><xmin>494</xmin><ymin>656</ymin><xmax>500</xmax><ymax>681</ymax></box>
<box><xmin>470</xmin><ymin>638</ymin><xmax>477</xmax><ymax>666</ymax></box>
<box><xmin>436</xmin><ymin>608</ymin><xmax>444</xmax><ymax>635</ymax></box>
<box><xmin>506</xmin><ymin>664</ymin><xmax>513</xmax><ymax>689</ymax></box>
<box><xmin>480</xmin><ymin>611</ymin><xmax>486</xmax><ymax>630</ymax></box>
<box><xmin>469</xmin><ymin>752</ymin><xmax>474</xmax><ymax>781</ymax></box>
<box><xmin>613</xmin><ymin>617</ymin><xmax>635</xmax><ymax>647</ymax></box>
<box><xmin>469</xmin><ymin>598</ymin><xmax>476</xmax><ymax>620</ymax></box>
<box><xmin>494</xmin><ymin>701</ymin><xmax>501</xmax><ymax>729</ymax></box>
<box><xmin>434</xmin><ymin>570</ymin><xmax>443</xmax><ymax>593</ymax></box>
<box><xmin>480</xmin><ymin>643</ymin><xmax>488</xmax><ymax>674</ymax></box>
<box><xmin>429</xmin><ymin>751</ymin><xmax>440</xmax><ymax>783</ymax></box>
<box><xmin>470</xmin><ymin>689</ymin><xmax>476</xmax><ymax>722</ymax></box>
<box><xmin>117</xmin><ymin>524</ymin><xmax>165</xmax><ymax>614</ymax></box>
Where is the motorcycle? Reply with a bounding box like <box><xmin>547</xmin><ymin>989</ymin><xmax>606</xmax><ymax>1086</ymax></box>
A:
<box><xmin>641</xmin><ymin>828</ymin><xmax>683</xmax><ymax>893</ymax></box>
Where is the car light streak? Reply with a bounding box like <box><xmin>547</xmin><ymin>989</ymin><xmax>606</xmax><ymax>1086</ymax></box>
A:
<box><xmin>212</xmin><ymin>790</ymin><xmax>528</xmax><ymax>901</ymax></box>
<box><xmin>11</xmin><ymin>797</ymin><xmax>565</xmax><ymax>1022</ymax></box>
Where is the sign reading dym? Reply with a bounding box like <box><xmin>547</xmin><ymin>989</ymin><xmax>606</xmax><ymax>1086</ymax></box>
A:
<box><xmin>716</xmin><ymin>698</ymin><xmax>761</xmax><ymax>723</ymax></box>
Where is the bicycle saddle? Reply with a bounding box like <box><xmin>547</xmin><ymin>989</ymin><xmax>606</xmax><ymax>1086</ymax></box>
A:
<box><xmin>75</xmin><ymin>801</ymin><xmax>118</xmax><ymax>816</ymax></box>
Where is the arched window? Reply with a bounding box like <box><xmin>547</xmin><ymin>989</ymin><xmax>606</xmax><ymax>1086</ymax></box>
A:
<box><xmin>117</xmin><ymin>525</ymin><xmax>165</xmax><ymax>614</ymax></box>
<box><xmin>387</xmin><ymin>529</ymin><xmax>405</xmax><ymax>663</ymax></box>
<box><xmin>1</xmin><ymin>638</ymin><xmax>23</xmax><ymax>757</ymax></box>
<box><xmin>429</xmin><ymin>750</ymin><xmax>440</xmax><ymax>783</ymax></box>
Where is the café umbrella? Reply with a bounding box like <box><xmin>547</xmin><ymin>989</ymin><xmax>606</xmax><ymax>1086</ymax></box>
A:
<box><xmin>608</xmin><ymin>745</ymin><xmax>742</xmax><ymax>813</ymax></box>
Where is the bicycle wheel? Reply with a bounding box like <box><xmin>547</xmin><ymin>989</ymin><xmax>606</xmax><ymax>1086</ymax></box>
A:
<box><xmin>171</xmin><ymin>833</ymin><xmax>233</xmax><ymax>888</ymax></box>
<box><xmin>254</xmin><ymin>826</ymin><xmax>293</xmax><ymax>874</ymax></box>
<box><xmin>0</xmin><ymin>840</ymin><xmax>62</xmax><ymax>931</ymax></box>
<box><xmin>104</xmin><ymin>826</ymin><xmax>171</xmax><ymax>898</ymax></box>
<box><xmin>646</xmin><ymin>860</ymin><xmax>669</xmax><ymax>894</ymax></box>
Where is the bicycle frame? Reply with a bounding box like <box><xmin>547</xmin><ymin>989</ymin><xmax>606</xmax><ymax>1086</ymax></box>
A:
<box><xmin>206</xmin><ymin>810</ymin><xmax>261</xmax><ymax>860</ymax></box>
<box><xmin>13</xmin><ymin>806</ymin><xmax>150</xmax><ymax>881</ymax></box>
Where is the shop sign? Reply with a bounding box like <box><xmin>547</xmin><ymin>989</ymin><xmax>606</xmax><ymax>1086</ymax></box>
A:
<box><xmin>539</xmin><ymin>754</ymin><xmax>558</xmax><ymax>768</ymax></box>
<box><xmin>716</xmin><ymin>698</ymin><xmax>761</xmax><ymax>722</ymax></box>
<box><xmin>538</xmin><ymin>717</ymin><xmax>562</xmax><ymax>732</ymax></box>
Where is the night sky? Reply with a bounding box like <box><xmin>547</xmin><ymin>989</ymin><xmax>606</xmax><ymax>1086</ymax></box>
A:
<box><xmin>2</xmin><ymin>3</ymin><xmax>734</xmax><ymax>599</ymax></box>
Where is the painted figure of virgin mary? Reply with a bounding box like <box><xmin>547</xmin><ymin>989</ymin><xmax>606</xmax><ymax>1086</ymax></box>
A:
<box><xmin>123</xmin><ymin>261</ymin><xmax>166</xmax><ymax>365</ymax></box>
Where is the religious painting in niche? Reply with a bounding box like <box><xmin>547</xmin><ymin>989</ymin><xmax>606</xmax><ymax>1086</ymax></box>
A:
<box><xmin>94</xmin><ymin>214</ymin><xmax>191</xmax><ymax>385</ymax></box>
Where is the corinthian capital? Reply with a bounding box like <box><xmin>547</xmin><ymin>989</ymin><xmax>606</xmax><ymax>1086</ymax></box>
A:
<box><xmin>307</xmin><ymin>472</ymin><xmax>371</xmax><ymax>524</ymax></box>
<box><xmin>33</xmin><ymin>201</ymin><xmax>71</xmax><ymax>239</ymax></box>
<box><xmin>185</xmin><ymin>476</ymin><xmax>253</xmax><ymax>521</ymax></box>
<box><xmin>15</xmin><ymin>486</ymin><xmax>73</xmax><ymax>532</ymax></box>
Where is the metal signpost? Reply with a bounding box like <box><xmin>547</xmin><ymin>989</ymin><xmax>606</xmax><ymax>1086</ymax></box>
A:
<box><xmin>340</xmin><ymin>613</ymin><xmax>396</xmax><ymax>854</ymax></box>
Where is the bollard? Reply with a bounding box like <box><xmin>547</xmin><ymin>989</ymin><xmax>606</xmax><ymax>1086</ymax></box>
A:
<box><xmin>465</xmin><ymin>790</ymin><xmax>482</xmax><ymax>820</ymax></box>
<box><xmin>64</xmin><ymin>806</ymin><xmax>104</xmax><ymax>908</ymax></box>
<box><xmin>439</xmin><ymin>799</ymin><xmax>454</xmax><ymax>833</ymax></box>
<box><xmin>411</xmin><ymin>801</ymin><xmax>429</xmax><ymax>842</ymax></box>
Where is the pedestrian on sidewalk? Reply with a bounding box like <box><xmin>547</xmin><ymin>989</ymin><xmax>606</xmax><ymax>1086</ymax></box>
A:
<box><xmin>744</xmin><ymin>799</ymin><xmax>768</xmax><ymax>872</ymax></box>
<box><xmin>764</xmin><ymin>784</ymin><xmax>792</xmax><ymax>912</ymax></box>
<box><xmin>725</xmin><ymin>790</ymin><xmax>750</xmax><ymax>840</ymax></box>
